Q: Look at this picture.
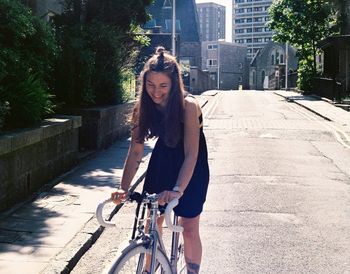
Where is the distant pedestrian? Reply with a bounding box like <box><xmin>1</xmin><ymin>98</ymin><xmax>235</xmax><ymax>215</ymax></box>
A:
<box><xmin>111</xmin><ymin>46</ymin><xmax>210</xmax><ymax>274</ymax></box>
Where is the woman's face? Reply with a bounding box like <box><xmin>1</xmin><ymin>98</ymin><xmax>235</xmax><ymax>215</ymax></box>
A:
<box><xmin>145</xmin><ymin>71</ymin><xmax>172</xmax><ymax>108</ymax></box>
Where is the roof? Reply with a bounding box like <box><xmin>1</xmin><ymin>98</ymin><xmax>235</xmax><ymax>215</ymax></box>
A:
<box><xmin>146</xmin><ymin>0</ymin><xmax>201</xmax><ymax>43</ymax></box>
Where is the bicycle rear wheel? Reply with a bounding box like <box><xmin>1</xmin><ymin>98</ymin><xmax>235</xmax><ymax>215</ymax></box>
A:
<box><xmin>104</xmin><ymin>242</ymin><xmax>172</xmax><ymax>274</ymax></box>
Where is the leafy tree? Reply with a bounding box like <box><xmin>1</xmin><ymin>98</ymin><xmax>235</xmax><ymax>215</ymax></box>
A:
<box><xmin>0</xmin><ymin>0</ymin><xmax>57</xmax><ymax>130</ymax></box>
<box><xmin>53</xmin><ymin>0</ymin><xmax>152</xmax><ymax>107</ymax></box>
<box><xmin>268</xmin><ymin>0</ymin><xmax>335</xmax><ymax>91</ymax></box>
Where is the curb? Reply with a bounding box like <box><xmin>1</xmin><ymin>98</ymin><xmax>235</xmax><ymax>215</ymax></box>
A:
<box><xmin>273</xmin><ymin>91</ymin><xmax>332</xmax><ymax>122</ymax></box>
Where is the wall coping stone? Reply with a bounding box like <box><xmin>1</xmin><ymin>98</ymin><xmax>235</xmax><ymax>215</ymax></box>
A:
<box><xmin>64</xmin><ymin>101</ymin><xmax>136</xmax><ymax>119</ymax></box>
<box><xmin>0</xmin><ymin>115</ymin><xmax>81</xmax><ymax>155</ymax></box>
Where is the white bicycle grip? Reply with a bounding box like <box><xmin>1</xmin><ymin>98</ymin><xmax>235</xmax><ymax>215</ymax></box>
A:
<box><xmin>96</xmin><ymin>198</ymin><xmax>116</xmax><ymax>228</ymax></box>
<box><xmin>164</xmin><ymin>199</ymin><xmax>184</xmax><ymax>233</ymax></box>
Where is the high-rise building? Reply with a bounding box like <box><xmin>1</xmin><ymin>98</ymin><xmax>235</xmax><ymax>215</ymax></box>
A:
<box><xmin>197</xmin><ymin>2</ymin><xmax>226</xmax><ymax>42</ymax></box>
<box><xmin>232</xmin><ymin>0</ymin><xmax>273</xmax><ymax>59</ymax></box>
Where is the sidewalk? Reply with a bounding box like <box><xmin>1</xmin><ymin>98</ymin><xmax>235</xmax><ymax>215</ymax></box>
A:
<box><xmin>0</xmin><ymin>94</ymin><xmax>215</xmax><ymax>274</ymax></box>
<box><xmin>274</xmin><ymin>90</ymin><xmax>350</xmax><ymax>136</ymax></box>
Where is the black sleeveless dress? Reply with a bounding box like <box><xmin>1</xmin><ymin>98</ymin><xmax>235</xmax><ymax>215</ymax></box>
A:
<box><xmin>143</xmin><ymin>104</ymin><xmax>210</xmax><ymax>218</ymax></box>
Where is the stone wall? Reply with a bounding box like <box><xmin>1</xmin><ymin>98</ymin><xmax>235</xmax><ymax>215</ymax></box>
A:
<box><xmin>0</xmin><ymin>116</ymin><xmax>81</xmax><ymax>212</ymax></box>
<box><xmin>65</xmin><ymin>101</ymin><xmax>136</xmax><ymax>151</ymax></box>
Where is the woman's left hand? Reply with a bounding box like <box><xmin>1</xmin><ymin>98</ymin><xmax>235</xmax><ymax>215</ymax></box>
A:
<box><xmin>158</xmin><ymin>190</ymin><xmax>182</xmax><ymax>205</ymax></box>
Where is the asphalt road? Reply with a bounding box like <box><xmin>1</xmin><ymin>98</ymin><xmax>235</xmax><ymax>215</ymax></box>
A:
<box><xmin>72</xmin><ymin>90</ymin><xmax>350</xmax><ymax>274</ymax></box>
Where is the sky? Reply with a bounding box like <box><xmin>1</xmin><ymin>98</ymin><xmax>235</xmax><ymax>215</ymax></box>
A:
<box><xmin>195</xmin><ymin>0</ymin><xmax>232</xmax><ymax>42</ymax></box>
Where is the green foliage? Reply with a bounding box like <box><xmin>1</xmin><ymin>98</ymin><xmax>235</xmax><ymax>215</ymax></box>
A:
<box><xmin>53</xmin><ymin>0</ymin><xmax>152</xmax><ymax>107</ymax></box>
<box><xmin>0</xmin><ymin>0</ymin><xmax>57</xmax><ymax>130</ymax></box>
<box><xmin>297</xmin><ymin>58</ymin><xmax>317</xmax><ymax>93</ymax></box>
<box><xmin>120</xmin><ymin>69</ymin><xmax>136</xmax><ymax>102</ymax></box>
<box><xmin>268</xmin><ymin>0</ymin><xmax>335</xmax><ymax>92</ymax></box>
<box><xmin>2</xmin><ymin>75</ymin><xmax>54</xmax><ymax>128</ymax></box>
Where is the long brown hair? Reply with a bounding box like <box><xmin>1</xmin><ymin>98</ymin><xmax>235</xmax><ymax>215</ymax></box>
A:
<box><xmin>134</xmin><ymin>46</ymin><xmax>185</xmax><ymax>147</ymax></box>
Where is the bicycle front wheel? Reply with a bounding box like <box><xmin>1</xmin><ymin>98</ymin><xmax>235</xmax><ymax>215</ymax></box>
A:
<box><xmin>176</xmin><ymin>234</ymin><xmax>186</xmax><ymax>274</ymax></box>
<box><xmin>105</xmin><ymin>242</ymin><xmax>172</xmax><ymax>274</ymax></box>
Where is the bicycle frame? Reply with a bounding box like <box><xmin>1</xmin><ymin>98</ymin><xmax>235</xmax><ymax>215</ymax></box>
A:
<box><xmin>96</xmin><ymin>192</ymin><xmax>184</xmax><ymax>274</ymax></box>
<box><xmin>136</xmin><ymin>196</ymin><xmax>181</xmax><ymax>274</ymax></box>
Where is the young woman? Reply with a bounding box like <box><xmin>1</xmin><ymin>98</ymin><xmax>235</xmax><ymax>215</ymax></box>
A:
<box><xmin>111</xmin><ymin>47</ymin><xmax>209</xmax><ymax>274</ymax></box>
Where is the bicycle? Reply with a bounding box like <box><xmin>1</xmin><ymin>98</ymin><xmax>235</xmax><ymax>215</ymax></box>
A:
<box><xmin>96</xmin><ymin>191</ymin><xmax>187</xmax><ymax>274</ymax></box>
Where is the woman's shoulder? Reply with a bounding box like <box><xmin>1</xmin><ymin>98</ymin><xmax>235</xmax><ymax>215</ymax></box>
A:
<box><xmin>184</xmin><ymin>94</ymin><xmax>198</xmax><ymax>109</ymax></box>
<box><xmin>184</xmin><ymin>94</ymin><xmax>201</xmax><ymax>118</ymax></box>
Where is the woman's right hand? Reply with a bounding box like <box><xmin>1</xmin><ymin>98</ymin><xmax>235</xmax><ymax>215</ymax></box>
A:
<box><xmin>111</xmin><ymin>189</ymin><xmax>128</xmax><ymax>205</ymax></box>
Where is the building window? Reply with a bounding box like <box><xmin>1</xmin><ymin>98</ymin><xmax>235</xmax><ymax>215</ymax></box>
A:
<box><xmin>208</xmin><ymin>44</ymin><xmax>218</xmax><ymax>50</ymax></box>
<box><xmin>280</xmin><ymin>54</ymin><xmax>284</xmax><ymax>64</ymax></box>
<box><xmin>271</xmin><ymin>54</ymin><xmax>275</xmax><ymax>65</ymax></box>
<box><xmin>261</xmin><ymin>70</ymin><xmax>265</xmax><ymax>86</ymax></box>
<box><xmin>207</xmin><ymin>59</ymin><xmax>218</xmax><ymax>66</ymax></box>
<box><xmin>239</xmin><ymin>63</ymin><xmax>243</xmax><ymax>69</ymax></box>
<box><xmin>238</xmin><ymin>76</ymin><xmax>243</xmax><ymax>83</ymax></box>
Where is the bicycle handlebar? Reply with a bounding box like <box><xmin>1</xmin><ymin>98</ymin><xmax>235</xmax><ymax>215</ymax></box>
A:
<box><xmin>164</xmin><ymin>198</ymin><xmax>184</xmax><ymax>233</ymax></box>
<box><xmin>96</xmin><ymin>192</ymin><xmax>184</xmax><ymax>233</ymax></box>
<box><xmin>96</xmin><ymin>198</ymin><xmax>116</xmax><ymax>228</ymax></box>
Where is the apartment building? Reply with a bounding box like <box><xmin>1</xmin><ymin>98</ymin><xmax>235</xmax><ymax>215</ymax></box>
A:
<box><xmin>197</xmin><ymin>2</ymin><xmax>226</xmax><ymax>41</ymax></box>
<box><xmin>232</xmin><ymin>0</ymin><xmax>273</xmax><ymax>59</ymax></box>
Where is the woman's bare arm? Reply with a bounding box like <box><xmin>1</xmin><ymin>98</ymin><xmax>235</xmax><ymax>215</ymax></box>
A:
<box><xmin>120</xmin><ymin>125</ymin><xmax>145</xmax><ymax>191</ymax></box>
<box><xmin>174</xmin><ymin>96</ymin><xmax>200</xmax><ymax>194</ymax></box>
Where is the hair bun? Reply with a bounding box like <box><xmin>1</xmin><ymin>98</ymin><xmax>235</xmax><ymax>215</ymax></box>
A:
<box><xmin>155</xmin><ymin>46</ymin><xmax>166</xmax><ymax>55</ymax></box>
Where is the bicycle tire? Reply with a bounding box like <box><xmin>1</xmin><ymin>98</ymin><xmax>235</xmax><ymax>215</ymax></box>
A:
<box><xmin>104</xmin><ymin>241</ymin><xmax>172</xmax><ymax>274</ymax></box>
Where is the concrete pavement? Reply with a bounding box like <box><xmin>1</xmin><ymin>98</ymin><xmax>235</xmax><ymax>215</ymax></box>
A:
<box><xmin>0</xmin><ymin>89</ymin><xmax>349</xmax><ymax>274</ymax></box>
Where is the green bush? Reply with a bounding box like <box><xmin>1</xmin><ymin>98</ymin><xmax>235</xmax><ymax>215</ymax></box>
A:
<box><xmin>3</xmin><ymin>75</ymin><xmax>54</xmax><ymax>128</ymax></box>
<box><xmin>297</xmin><ymin>58</ymin><xmax>317</xmax><ymax>93</ymax></box>
<box><xmin>120</xmin><ymin>69</ymin><xmax>136</xmax><ymax>102</ymax></box>
<box><xmin>0</xmin><ymin>0</ymin><xmax>57</xmax><ymax>130</ymax></box>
